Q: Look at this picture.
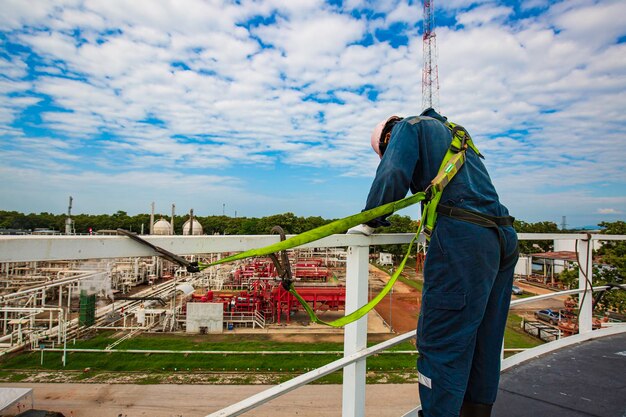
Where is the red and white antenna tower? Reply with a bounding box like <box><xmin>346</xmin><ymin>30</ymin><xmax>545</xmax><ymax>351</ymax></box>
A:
<box><xmin>422</xmin><ymin>0</ymin><xmax>439</xmax><ymax>110</ymax></box>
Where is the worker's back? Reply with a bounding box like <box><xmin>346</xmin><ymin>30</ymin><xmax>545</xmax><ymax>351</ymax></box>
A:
<box><xmin>408</xmin><ymin>109</ymin><xmax>508</xmax><ymax>218</ymax></box>
<box><xmin>363</xmin><ymin>108</ymin><xmax>510</xmax><ymax>225</ymax></box>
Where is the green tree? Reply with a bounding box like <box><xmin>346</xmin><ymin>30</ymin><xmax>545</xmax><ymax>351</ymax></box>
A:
<box><xmin>597</xmin><ymin>221</ymin><xmax>626</xmax><ymax>277</ymax></box>
<box><xmin>374</xmin><ymin>214</ymin><xmax>420</xmax><ymax>263</ymax></box>
<box><xmin>554</xmin><ymin>221</ymin><xmax>625</xmax><ymax>314</ymax></box>
<box><xmin>594</xmin><ymin>221</ymin><xmax>626</xmax><ymax>313</ymax></box>
<box><xmin>513</xmin><ymin>220</ymin><xmax>560</xmax><ymax>253</ymax></box>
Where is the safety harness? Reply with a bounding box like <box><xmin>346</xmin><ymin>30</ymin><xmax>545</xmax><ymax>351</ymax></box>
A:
<box><xmin>419</xmin><ymin>119</ymin><xmax>518</xmax><ymax>268</ymax></box>
<box><xmin>119</xmin><ymin>118</ymin><xmax>516</xmax><ymax>327</ymax></box>
<box><xmin>421</xmin><ymin>120</ymin><xmax>484</xmax><ymax>240</ymax></box>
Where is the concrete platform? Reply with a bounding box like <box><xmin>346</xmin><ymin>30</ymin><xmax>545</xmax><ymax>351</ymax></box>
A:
<box><xmin>494</xmin><ymin>332</ymin><xmax>626</xmax><ymax>417</ymax></box>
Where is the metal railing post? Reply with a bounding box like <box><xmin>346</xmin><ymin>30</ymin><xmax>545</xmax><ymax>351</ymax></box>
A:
<box><xmin>578</xmin><ymin>236</ymin><xmax>594</xmax><ymax>334</ymax></box>
<box><xmin>342</xmin><ymin>245</ymin><xmax>369</xmax><ymax>417</ymax></box>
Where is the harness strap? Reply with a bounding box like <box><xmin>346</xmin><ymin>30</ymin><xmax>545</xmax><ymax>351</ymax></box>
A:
<box><xmin>436</xmin><ymin>205</ymin><xmax>514</xmax><ymax>227</ymax></box>
<box><xmin>117</xmin><ymin>229</ymin><xmax>201</xmax><ymax>272</ymax></box>
<box><xmin>436</xmin><ymin>204</ymin><xmax>518</xmax><ymax>267</ymax></box>
<box><xmin>119</xmin><ymin>192</ymin><xmax>428</xmax><ymax>328</ymax></box>
<box><xmin>422</xmin><ymin>121</ymin><xmax>482</xmax><ymax>239</ymax></box>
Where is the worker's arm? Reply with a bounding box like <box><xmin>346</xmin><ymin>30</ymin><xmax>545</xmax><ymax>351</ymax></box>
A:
<box><xmin>362</xmin><ymin>120</ymin><xmax>421</xmax><ymax>228</ymax></box>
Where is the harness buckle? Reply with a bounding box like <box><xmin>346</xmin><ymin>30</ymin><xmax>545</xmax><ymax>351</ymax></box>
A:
<box><xmin>424</xmin><ymin>185</ymin><xmax>434</xmax><ymax>201</ymax></box>
<box><xmin>187</xmin><ymin>262</ymin><xmax>201</xmax><ymax>273</ymax></box>
<box><xmin>451</xmin><ymin>126</ymin><xmax>469</xmax><ymax>152</ymax></box>
<box><xmin>268</xmin><ymin>225</ymin><xmax>294</xmax><ymax>291</ymax></box>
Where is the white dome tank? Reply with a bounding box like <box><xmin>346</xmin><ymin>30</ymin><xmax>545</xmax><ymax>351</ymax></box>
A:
<box><xmin>183</xmin><ymin>219</ymin><xmax>203</xmax><ymax>235</ymax></box>
<box><xmin>153</xmin><ymin>218</ymin><xmax>172</xmax><ymax>235</ymax></box>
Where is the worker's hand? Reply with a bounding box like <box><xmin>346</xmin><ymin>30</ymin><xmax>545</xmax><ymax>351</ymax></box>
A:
<box><xmin>346</xmin><ymin>224</ymin><xmax>375</xmax><ymax>236</ymax></box>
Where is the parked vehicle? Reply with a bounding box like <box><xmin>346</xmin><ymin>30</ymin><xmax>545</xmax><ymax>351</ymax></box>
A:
<box><xmin>535</xmin><ymin>309</ymin><xmax>560</xmax><ymax>325</ymax></box>
<box><xmin>512</xmin><ymin>285</ymin><xmax>523</xmax><ymax>295</ymax></box>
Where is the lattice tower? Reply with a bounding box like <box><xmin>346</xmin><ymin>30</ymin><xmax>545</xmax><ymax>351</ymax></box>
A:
<box><xmin>422</xmin><ymin>0</ymin><xmax>440</xmax><ymax>110</ymax></box>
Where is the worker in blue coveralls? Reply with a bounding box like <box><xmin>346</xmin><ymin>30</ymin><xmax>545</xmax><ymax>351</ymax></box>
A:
<box><xmin>347</xmin><ymin>108</ymin><xmax>519</xmax><ymax>417</ymax></box>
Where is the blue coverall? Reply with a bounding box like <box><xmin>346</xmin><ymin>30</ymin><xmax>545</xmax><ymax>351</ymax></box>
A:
<box><xmin>364</xmin><ymin>108</ymin><xmax>518</xmax><ymax>417</ymax></box>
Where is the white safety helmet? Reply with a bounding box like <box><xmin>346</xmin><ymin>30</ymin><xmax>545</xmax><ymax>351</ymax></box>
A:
<box><xmin>370</xmin><ymin>115</ymin><xmax>402</xmax><ymax>158</ymax></box>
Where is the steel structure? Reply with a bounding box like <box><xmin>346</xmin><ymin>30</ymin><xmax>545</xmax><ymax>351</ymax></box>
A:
<box><xmin>189</xmin><ymin>255</ymin><xmax>344</xmax><ymax>325</ymax></box>
<box><xmin>422</xmin><ymin>0</ymin><xmax>440</xmax><ymax>110</ymax></box>
<box><xmin>0</xmin><ymin>241</ymin><xmax>346</xmax><ymax>354</ymax></box>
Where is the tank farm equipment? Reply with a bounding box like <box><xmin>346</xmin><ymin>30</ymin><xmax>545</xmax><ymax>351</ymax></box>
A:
<box><xmin>558</xmin><ymin>294</ymin><xmax>609</xmax><ymax>336</ymax></box>
<box><xmin>189</xmin><ymin>255</ymin><xmax>346</xmax><ymax>325</ymax></box>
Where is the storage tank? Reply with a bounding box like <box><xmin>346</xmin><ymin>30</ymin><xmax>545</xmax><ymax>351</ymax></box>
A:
<box><xmin>153</xmin><ymin>218</ymin><xmax>172</xmax><ymax>235</ymax></box>
<box><xmin>183</xmin><ymin>219</ymin><xmax>203</xmax><ymax>235</ymax></box>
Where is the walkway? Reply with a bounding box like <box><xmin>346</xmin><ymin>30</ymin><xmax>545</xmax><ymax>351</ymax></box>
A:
<box><xmin>494</xmin><ymin>332</ymin><xmax>626</xmax><ymax>417</ymax></box>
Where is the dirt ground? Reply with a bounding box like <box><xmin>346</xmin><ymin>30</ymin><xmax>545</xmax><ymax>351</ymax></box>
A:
<box><xmin>510</xmin><ymin>280</ymin><xmax>569</xmax><ymax>321</ymax></box>
<box><xmin>0</xmin><ymin>382</ymin><xmax>421</xmax><ymax>417</ymax></box>
<box><xmin>370</xmin><ymin>265</ymin><xmax>421</xmax><ymax>335</ymax></box>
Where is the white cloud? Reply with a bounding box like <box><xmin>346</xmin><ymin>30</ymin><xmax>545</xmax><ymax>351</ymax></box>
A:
<box><xmin>0</xmin><ymin>0</ymin><xmax>624</xmax><ymax>225</ymax></box>
<box><xmin>385</xmin><ymin>2</ymin><xmax>422</xmax><ymax>25</ymax></box>
<box><xmin>456</xmin><ymin>5</ymin><xmax>513</xmax><ymax>27</ymax></box>
<box><xmin>0</xmin><ymin>55</ymin><xmax>28</xmax><ymax>78</ymax></box>
<box><xmin>597</xmin><ymin>208</ymin><xmax>622</xmax><ymax>215</ymax></box>
<box><xmin>551</xmin><ymin>0</ymin><xmax>626</xmax><ymax>47</ymax></box>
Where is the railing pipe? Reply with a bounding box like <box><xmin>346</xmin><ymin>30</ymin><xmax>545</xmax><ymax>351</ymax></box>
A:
<box><xmin>342</xmin><ymin>245</ymin><xmax>370</xmax><ymax>417</ymax></box>
<box><xmin>577</xmin><ymin>236</ymin><xmax>594</xmax><ymax>333</ymax></box>
<box><xmin>204</xmin><ymin>331</ymin><xmax>415</xmax><ymax>417</ymax></box>
<box><xmin>509</xmin><ymin>286</ymin><xmax>610</xmax><ymax>307</ymax></box>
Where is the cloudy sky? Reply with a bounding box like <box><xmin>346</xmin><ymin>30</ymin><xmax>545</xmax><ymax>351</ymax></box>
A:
<box><xmin>1</xmin><ymin>0</ymin><xmax>624</xmax><ymax>228</ymax></box>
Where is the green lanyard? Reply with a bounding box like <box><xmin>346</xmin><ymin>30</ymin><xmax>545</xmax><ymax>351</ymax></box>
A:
<box><xmin>195</xmin><ymin>192</ymin><xmax>427</xmax><ymax>328</ymax></box>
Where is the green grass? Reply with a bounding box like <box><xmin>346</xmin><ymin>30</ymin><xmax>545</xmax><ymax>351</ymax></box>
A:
<box><xmin>504</xmin><ymin>314</ymin><xmax>543</xmax><ymax>349</ymax></box>
<box><xmin>0</xmin><ymin>298</ymin><xmax>540</xmax><ymax>385</ymax></box>
<box><xmin>0</xmin><ymin>370</ymin><xmax>28</xmax><ymax>382</ymax></box>
<box><xmin>0</xmin><ymin>334</ymin><xmax>418</xmax><ymax>376</ymax></box>
<box><xmin>1</xmin><ymin>323</ymin><xmax>537</xmax><ymax>379</ymax></box>
<box><xmin>75</xmin><ymin>333</ymin><xmax>416</xmax><ymax>353</ymax></box>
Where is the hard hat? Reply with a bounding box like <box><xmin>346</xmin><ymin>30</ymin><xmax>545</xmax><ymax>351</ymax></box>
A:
<box><xmin>371</xmin><ymin>116</ymin><xmax>402</xmax><ymax>158</ymax></box>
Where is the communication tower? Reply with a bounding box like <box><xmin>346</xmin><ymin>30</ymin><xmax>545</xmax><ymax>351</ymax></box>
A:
<box><xmin>422</xmin><ymin>0</ymin><xmax>440</xmax><ymax>110</ymax></box>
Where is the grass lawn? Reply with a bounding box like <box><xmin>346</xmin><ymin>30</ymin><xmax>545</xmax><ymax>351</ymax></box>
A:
<box><xmin>504</xmin><ymin>314</ymin><xmax>544</xmax><ymax>349</ymax></box>
<box><xmin>0</xmin><ymin>316</ymin><xmax>540</xmax><ymax>370</ymax></box>
<box><xmin>0</xmin><ymin>333</ymin><xmax>418</xmax><ymax>382</ymax></box>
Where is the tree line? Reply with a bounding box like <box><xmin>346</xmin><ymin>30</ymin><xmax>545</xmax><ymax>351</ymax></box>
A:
<box><xmin>0</xmin><ymin>209</ymin><xmax>603</xmax><ymax>241</ymax></box>
<box><xmin>0</xmin><ymin>208</ymin><xmax>607</xmax><ymax>253</ymax></box>
<box><xmin>0</xmin><ymin>210</ymin><xmax>332</xmax><ymax>236</ymax></box>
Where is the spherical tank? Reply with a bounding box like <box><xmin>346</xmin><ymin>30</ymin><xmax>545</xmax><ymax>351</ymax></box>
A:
<box><xmin>183</xmin><ymin>219</ymin><xmax>204</xmax><ymax>235</ymax></box>
<box><xmin>153</xmin><ymin>218</ymin><xmax>172</xmax><ymax>235</ymax></box>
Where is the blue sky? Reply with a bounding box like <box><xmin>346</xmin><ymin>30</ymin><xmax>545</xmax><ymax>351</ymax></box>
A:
<box><xmin>0</xmin><ymin>0</ymin><xmax>625</xmax><ymax>228</ymax></box>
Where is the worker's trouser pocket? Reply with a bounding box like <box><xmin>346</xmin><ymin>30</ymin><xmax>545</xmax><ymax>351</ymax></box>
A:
<box><xmin>418</xmin><ymin>291</ymin><xmax>467</xmax><ymax>351</ymax></box>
